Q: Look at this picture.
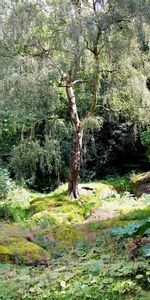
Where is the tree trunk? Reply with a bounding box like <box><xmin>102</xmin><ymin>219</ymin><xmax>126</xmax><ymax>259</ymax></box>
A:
<box><xmin>69</xmin><ymin>127</ymin><xmax>83</xmax><ymax>198</ymax></box>
<box><xmin>66</xmin><ymin>82</ymin><xmax>82</xmax><ymax>198</ymax></box>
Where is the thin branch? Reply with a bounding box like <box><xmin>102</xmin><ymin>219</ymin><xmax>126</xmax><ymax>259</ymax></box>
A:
<box><xmin>97</xmin><ymin>104</ymin><xmax>150</xmax><ymax>113</ymax></box>
<box><xmin>36</xmin><ymin>39</ymin><xmax>73</xmax><ymax>55</ymax></box>
<box><xmin>72</xmin><ymin>79</ymin><xmax>89</xmax><ymax>85</ymax></box>
<box><xmin>97</xmin><ymin>105</ymin><xmax>124</xmax><ymax>113</ymax></box>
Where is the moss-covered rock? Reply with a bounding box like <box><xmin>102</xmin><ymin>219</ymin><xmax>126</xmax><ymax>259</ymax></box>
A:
<box><xmin>0</xmin><ymin>223</ymin><xmax>51</xmax><ymax>265</ymax></box>
<box><xmin>0</xmin><ymin>237</ymin><xmax>51</xmax><ymax>265</ymax></box>
<box><xmin>30</xmin><ymin>211</ymin><xmax>57</xmax><ymax>227</ymax></box>
<box><xmin>34</xmin><ymin>224</ymin><xmax>83</xmax><ymax>254</ymax></box>
<box><xmin>48</xmin><ymin>224</ymin><xmax>83</xmax><ymax>248</ymax></box>
<box><xmin>131</xmin><ymin>172</ymin><xmax>150</xmax><ymax>197</ymax></box>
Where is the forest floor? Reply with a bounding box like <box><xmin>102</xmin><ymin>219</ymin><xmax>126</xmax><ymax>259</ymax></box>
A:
<box><xmin>0</xmin><ymin>175</ymin><xmax>150</xmax><ymax>299</ymax></box>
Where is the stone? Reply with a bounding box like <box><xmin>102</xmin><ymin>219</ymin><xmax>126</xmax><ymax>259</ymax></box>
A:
<box><xmin>131</xmin><ymin>172</ymin><xmax>150</xmax><ymax>197</ymax></box>
<box><xmin>0</xmin><ymin>237</ymin><xmax>51</xmax><ymax>265</ymax></box>
<box><xmin>0</xmin><ymin>223</ymin><xmax>51</xmax><ymax>265</ymax></box>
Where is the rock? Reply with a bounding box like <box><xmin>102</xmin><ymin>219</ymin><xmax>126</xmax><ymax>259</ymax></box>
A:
<box><xmin>131</xmin><ymin>172</ymin><xmax>150</xmax><ymax>197</ymax></box>
<box><xmin>80</xmin><ymin>182</ymin><xmax>116</xmax><ymax>199</ymax></box>
<box><xmin>36</xmin><ymin>224</ymin><xmax>83</xmax><ymax>251</ymax></box>
<box><xmin>0</xmin><ymin>223</ymin><xmax>51</xmax><ymax>265</ymax></box>
<box><xmin>0</xmin><ymin>237</ymin><xmax>51</xmax><ymax>265</ymax></box>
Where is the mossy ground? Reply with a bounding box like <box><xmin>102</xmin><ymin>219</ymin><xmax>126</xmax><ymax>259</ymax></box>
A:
<box><xmin>0</xmin><ymin>175</ymin><xmax>150</xmax><ymax>299</ymax></box>
<box><xmin>0</xmin><ymin>221</ymin><xmax>149</xmax><ymax>299</ymax></box>
<box><xmin>29</xmin><ymin>181</ymin><xmax>115</xmax><ymax>224</ymax></box>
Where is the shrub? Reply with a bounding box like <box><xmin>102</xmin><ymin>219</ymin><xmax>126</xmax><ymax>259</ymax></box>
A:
<box><xmin>0</xmin><ymin>188</ymin><xmax>31</xmax><ymax>221</ymax></box>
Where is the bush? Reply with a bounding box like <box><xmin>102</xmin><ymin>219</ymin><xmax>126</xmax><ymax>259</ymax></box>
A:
<box><xmin>0</xmin><ymin>188</ymin><xmax>31</xmax><ymax>221</ymax></box>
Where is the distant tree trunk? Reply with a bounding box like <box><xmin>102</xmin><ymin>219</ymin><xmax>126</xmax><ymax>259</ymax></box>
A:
<box><xmin>69</xmin><ymin>127</ymin><xmax>83</xmax><ymax>198</ymax></box>
<box><xmin>66</xmin><ymin>81</ymin><xmax>83</xmax><ymax>198</ymax></box>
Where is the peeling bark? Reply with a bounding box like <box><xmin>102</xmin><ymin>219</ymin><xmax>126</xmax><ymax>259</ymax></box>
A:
<box><xmin>68</xmin><ymin>128</ymin><xmax>83</xmax><ymax>198</ymax></box>
<box><xmin>66</xmin><ymin>82</ymin><xmax>83</xmax><ymax>198</ymax></box>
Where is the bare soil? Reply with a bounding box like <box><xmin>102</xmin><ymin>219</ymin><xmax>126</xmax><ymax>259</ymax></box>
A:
<box><xmin>87</xmin><ymin>206</ymin><xmax>117</xmax><ymax>222</ymax></box>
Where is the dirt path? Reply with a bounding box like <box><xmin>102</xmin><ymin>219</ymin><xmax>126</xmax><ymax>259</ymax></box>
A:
<box><xmin>87</xmin><ymin>206</ymin><xmax>117</xmax><ymax>222</ymax></box>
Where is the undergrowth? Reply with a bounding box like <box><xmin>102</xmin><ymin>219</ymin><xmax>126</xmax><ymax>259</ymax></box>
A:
<box><xmin>0</xmin><ymin>227</ymin><xmax>149</xmax><ymax>300</ymax></box>
<box><xmin>0</xmin><ymin>174</ymin><xmax>149</xmax><ymax>299</ymax></box>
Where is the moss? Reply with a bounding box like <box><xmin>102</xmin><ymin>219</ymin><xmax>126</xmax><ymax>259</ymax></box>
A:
<box><xmin>0</xmin><ymin>223</ymin><xmax>51</xmax><ymax>265</ymax></box>
<box><xmin>0</xmin><ymin>178</ymin><xmax>129</xmax><ymax>225</ymax></box>
<box><xmin>36</xmin><ymin>224</ymin><xmax>84</xmax><ymax>250</ymax></box>
<box><xmin>29</xmin><ymin>182</ymin><xmax>116</xmax><ymax>225</ymax></box>
<box><xmin>30</xmin><ymin>198</ymin><xmax>55</xmax><ymax>214</ymax></box>
<box><xmin>0</xmin><ymin>223</ymin><xmax>23</xmax><ymax>241</ymax></box>
<box><xmin>30</xmin><ymin>211</ymin><xmax>57</xmax><ymax>227</ymax></box>
<box><xmin>0</xmin><ymin>237</ymin><xmax>51</xmax><ymax>265</ymax></box>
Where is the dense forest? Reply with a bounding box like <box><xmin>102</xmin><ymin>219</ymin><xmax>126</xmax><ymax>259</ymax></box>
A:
<box><xmin>0</xmin><ymin>0</ymin><xmax>150</xmax><ymax>299</ymax></box>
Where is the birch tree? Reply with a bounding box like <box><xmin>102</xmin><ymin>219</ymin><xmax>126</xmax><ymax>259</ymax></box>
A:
<box><xmin>1</xmin><ymin>0</ymin><xmax>150</xmax><ymax>197</ymax></box>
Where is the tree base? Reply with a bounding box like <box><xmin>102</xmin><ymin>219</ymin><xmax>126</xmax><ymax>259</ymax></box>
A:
<box><xmin>68</xmin><ymin>184</ymin><xmax>80</xmax><ymax>199</ymax></box>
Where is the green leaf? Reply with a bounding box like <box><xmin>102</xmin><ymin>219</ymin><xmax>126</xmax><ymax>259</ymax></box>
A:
<box><xmin>140</xmin><ymin>243</ymin><xmax>150</xmax><ymax>257</ymax></box>
<box><xmin>110</xmin><ymin>218</ymin><xmax>150</xmax><ymax>238</ymax></box>
<box><xmin>60</xmin><ymin>281</ymin><xmax>66</xmax><ymax>289</ymax></box>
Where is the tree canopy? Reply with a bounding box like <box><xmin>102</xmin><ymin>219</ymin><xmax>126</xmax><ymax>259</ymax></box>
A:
<box><xmin>0</xmin><ymin>0</ymin><xmax>150</xmax><ymax>194</ymax></box>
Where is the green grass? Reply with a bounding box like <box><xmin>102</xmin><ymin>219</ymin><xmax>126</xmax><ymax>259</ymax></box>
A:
<box><xmin>120</xmin><ymin>206</ymin><xmax>150</xmax><ymax>221</ymax></box>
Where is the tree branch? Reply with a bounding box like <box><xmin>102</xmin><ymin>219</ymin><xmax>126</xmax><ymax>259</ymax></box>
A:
<box><xmin>72</xmin><ymin>79</ymin><xmax>88</xmax><ymax>85</ymax></box>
